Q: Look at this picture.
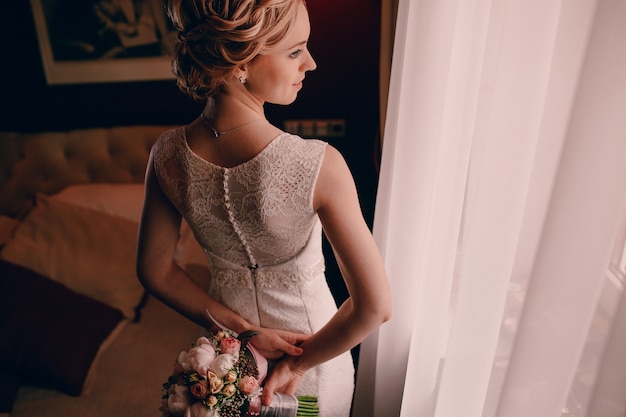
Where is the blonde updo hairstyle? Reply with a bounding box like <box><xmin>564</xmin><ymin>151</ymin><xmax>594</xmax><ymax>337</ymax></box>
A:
<box><xmin>167</xmin><ymin>0</ymin><xmax>304</xmax><ymax>101</ymax></box>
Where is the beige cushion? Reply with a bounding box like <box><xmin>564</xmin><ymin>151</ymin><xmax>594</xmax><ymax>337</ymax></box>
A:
<box><xmin>52</xmin><ymin>183</ymin><xmax>208</xmax><ymax>269</ymax></box>
<box><xmin>52</xmin><ymin>183</ymin><xmax>146</xmax><ymax>222</ymax></box>
<box><xmin>0</xmin><ymin>193</ymin><xmax>144</xmax><ymax>319</ymax></box>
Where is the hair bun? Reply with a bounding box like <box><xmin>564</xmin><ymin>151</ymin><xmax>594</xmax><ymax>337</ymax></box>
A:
<box><xmin>167</xmin><ymin>0</ymin><xmax>302</xmax><ymax>100</ymax></box>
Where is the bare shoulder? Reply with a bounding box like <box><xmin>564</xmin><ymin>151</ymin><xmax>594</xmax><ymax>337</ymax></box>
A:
<box><xmin>319</xmin><ymin>144</ymin><xmax>351</xmax><ymax>177</ymax></box>
<box><xmin>314</xmin><ymin>144</ymin><xmax>357</xmax><ymax>212</ymax></box>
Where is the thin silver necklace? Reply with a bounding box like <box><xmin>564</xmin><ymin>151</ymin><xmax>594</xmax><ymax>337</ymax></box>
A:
<box><xmin>200</xmin><ymin>112</ymin><xmax>265</xmax><ymax>138</ymax></box>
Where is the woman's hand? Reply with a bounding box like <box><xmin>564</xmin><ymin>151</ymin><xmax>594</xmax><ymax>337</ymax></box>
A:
<box><xmin>261</xmin><ymin>356</ymin><xmax>305</xmax><ymax>406</ymax></box>
<box><xmin>249</xmin><ymin>328</ymin><xmax>310</xmax><ymax>359</ymax></box>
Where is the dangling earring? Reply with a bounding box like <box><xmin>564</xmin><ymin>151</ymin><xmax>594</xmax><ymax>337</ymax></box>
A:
<box><xmin>239</xmin><ymin>76</ymin><xmax>247</xmax><ymax>85</ymax></box>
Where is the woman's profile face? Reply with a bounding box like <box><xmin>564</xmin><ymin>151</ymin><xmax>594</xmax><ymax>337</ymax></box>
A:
<box><xmin>244</xmin><ymin>2</ymin><xmax>317</xmax><ymax>105</ymax></box>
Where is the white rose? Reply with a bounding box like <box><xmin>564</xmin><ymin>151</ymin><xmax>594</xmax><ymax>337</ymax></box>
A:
<box><xmin>184</xmin><ymin>402</ymin><xmax>216</xmax><ymax>417</ymax></box>
<box><xmin>167</xmin><ymin>384</ymin><xmax>191</xmax><ymax>417</ymax></box>
<box><xmin>208</xmin><ymin>353</ymin><xmax>237</xmax><ymax>378</ymax></box>
<box><xmin>180</xmin><ymin>344</ymin><xmax>217</xmax><ymax>375</ymax></box>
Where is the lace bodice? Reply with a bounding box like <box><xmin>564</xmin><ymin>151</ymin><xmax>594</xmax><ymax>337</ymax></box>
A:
<box><xmin>154</xmin><ymin>129</ymin><xmax>325</xmax><ymax>256</ymax></box>
<box><xmin>151</xmin><ymin>127</ymin><xmax>355</xmax><ymax>416</ymax></box>
<box><xmin>152</xmin><ymin>128</ymin><xmax>328</xmax><ymax>318</ymax></box>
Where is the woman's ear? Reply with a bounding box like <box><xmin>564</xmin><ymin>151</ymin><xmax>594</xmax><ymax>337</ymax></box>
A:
<box><xmin>233</xmin><ymin>66</ymin><xmax>249</xmax><ymax>85</ymax></box>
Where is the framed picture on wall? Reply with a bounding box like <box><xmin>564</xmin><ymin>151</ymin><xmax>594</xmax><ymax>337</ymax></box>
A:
<box><xmin>30</xmin><ymin>0</ymin><xmax>176</xmax><ymax>84</ymax></box>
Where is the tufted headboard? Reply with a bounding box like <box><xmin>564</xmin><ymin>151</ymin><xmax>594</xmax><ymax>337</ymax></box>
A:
<box><xmin>0</xmin><ymin>125</ymin><xmax>177</xmax><ymax>217</ymax></box>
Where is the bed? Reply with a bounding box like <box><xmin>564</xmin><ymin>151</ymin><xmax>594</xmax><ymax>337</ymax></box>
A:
<box><xmin>0</xmin><ymin>125</ymin><xmax>209</xmax><ymax>417</ymax></box>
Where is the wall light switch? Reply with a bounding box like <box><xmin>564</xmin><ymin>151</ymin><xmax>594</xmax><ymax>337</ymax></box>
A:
<box><xmin>283</xmin><ymin>119</ymin><xmax>347</xmax><ymax>138</ymax></box>
<box><xmin>300</xmin><ymin>121</ymin><xmax>315</xmax><ymax>137</ymax></box>
<box><xmin>315</xmin><ymin>121</ymin><xmax>330</xmax><ymax>136</ymax></box>
<box><xmin>284</xmin><ymin>120</ymin><xmax>299</xmax><ymax>135</ymax></box>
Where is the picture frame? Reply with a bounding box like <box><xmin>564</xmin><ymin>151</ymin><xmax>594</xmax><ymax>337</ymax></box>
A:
<box><xmin>30</xmin><ymin>0</ymin><xmax>176</xmax><ymax>84</ymax></box>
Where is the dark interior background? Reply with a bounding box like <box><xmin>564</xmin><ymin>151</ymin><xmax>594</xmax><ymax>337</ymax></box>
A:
<box><xmin>1</xmin><ymin>0</ymin><xmax>383</xmax><ymax>339</ymax></box>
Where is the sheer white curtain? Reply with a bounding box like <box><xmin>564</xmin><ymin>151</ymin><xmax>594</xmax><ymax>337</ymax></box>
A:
<box><xmin>353</xmin><ymin>1</ymin><xmax>626</xmax><ymax>416</ymax></box>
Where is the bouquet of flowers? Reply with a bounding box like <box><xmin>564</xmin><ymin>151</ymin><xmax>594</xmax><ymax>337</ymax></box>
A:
<box><xmin>160</xmin><ymin>328</ymin><xmax>318</xmax><ymax>417</ymax></box>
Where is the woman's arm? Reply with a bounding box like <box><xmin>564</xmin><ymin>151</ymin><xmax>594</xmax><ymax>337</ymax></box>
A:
<box><xmin>136</xmin><ymin>153</ymin><xmax>309</xmax><ymax>358</ymax></box>
<box><xmin>261</xmin><ymin>145</ymin><xmax>392</xmax><ymax>404</ymax></box>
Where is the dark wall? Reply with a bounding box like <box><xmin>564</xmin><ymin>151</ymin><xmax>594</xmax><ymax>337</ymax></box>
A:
<box><xmin>1</xmin><ymin>0</ymin><xmax>382</xmax><ymax>305</ymax></box>
<box><xmin>1</xmin><ymin>2</ymin><xmax>201</xmax><ymax>130</ymax></box>
<box><xmin>2</xmin><ymin>1</ymin><xmax>381</xmax><ymax>136</ymax></box>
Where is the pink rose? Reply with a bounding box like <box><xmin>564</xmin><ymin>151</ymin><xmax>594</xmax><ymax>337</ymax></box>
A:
<box><xmin>190</xmin><ymin>380</ymin><xmax>209</xmax><ymax>399</ymax></box>
<box><xmin>219</xmin><ymin>337</ymin><xmax>241</xmax><ymax>356</ymax></box>
<box><xmin>238</xmin><ymin>375</ymin><xmax>259</xmax><ymax>395</ymax></box>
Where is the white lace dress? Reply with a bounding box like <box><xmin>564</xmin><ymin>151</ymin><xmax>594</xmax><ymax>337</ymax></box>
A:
<box><xmin>152</xmin><ymin>128</ymin><xmax>355</xmax><ymax>417</ymax></box>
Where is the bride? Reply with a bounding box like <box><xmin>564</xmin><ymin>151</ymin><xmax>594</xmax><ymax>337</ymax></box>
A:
<box><xmin>136</xmin><ymin>1</ymin><xmax>391</xmax><ymax>415</ymax></box>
